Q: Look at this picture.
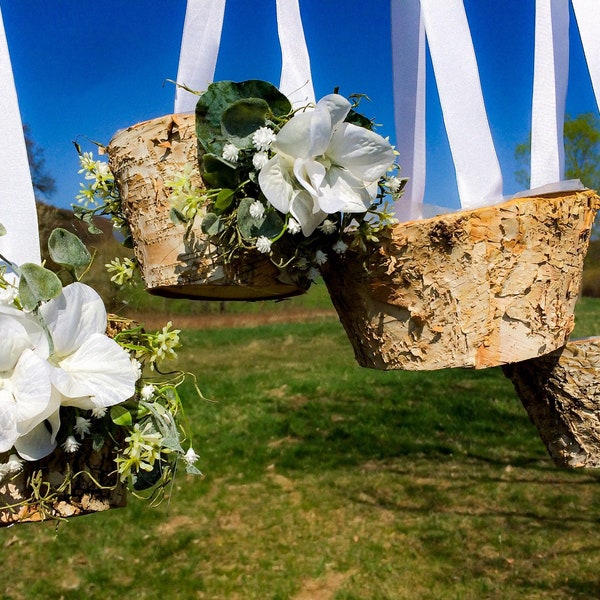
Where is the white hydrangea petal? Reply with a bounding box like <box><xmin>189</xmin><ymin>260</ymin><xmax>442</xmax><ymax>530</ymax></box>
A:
<box><xmin>316</xmin><ymin>94</ymin><xmax>351</xmax><ymax>130</ymax></box>
<box><xmin>293</xmin><ymin>158</ymin><xmax>326</xmax><ymax>198</ymax></box>
<box><xmin>327</xmin><ymin>123</ymin><xmax>395</xmax><ymax>182</ymax></box>
<box><xmin>258</xmin><ymin>155</ymin><xmax>297</xmax><ymax>214</ymax></box>
<box><xmin>272</xmin><ymin>112</ymin><xmax>314</xmax><ymax>158</ymax></box>
<box><xmin>40</xmin><ymin>282</ymin><xmax>107</xmax><ymax>357</ymax></box>
<box><xmin>52</xmin><ymin>333</ymin><xmax>136</xmax><ymax>408</ymax></box>
<box><xmin>14</xmin><ymin>407</ymin><xmax>60</xmax><ymax>461</ymax></box>
<box><xmin>318</xmin><ymin>166</ymin><xmax>375</xmax><ymax>214</ymax></box>
<box><xmin>289</xmin><ymin>191</ymin><xmax>328</xmax><ymax>237</ymax></box>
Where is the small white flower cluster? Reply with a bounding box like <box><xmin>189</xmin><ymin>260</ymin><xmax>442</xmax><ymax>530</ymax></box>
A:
<box><xmin>76</xmin><ymin>152</ymin><xmax>117</xmax><ymax>209</ymax></box>
<box><xmin>105</xmin><ymin>257</ymin><xmax>136</xmax><ymax>286</ymax></box>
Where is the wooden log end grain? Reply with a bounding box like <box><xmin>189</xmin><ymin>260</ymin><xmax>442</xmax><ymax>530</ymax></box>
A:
<box><xmin>503</xmin><ymin>337</ymin><xmax>600</xmax><ymax>468</ymax></box>
<box><xmin>322</xmin><ymin>190</ymin><xmax>600</xmax><ymax>370</ymax></box>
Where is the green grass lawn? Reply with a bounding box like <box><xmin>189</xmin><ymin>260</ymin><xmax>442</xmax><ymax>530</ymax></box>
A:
<box><xmin>3</xmin><ymin>299</ymin><xmax>600</xmax><ymax>599</ymax></box>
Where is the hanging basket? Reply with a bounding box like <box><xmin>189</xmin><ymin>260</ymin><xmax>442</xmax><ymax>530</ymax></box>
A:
<box><xmin>107</xmin><ymin>114</ymin><xmax>307</xmax><ymax>301</ymax></box>
<box><xmin>322</xmin><ymin>190</ymin><xmax>600</xmax><ymax>371</ymax></box>
<box><xmin>503</xmin><ymin>337</ymin><xmax>600</xmax><ymax>468</ymax></box>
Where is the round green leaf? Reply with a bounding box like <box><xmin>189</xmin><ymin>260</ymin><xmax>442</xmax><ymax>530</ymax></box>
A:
<box><xmin>48</xmin><ymin>228</ymin><xmax>92</xmax><ymax>270</ymax></box>
<box><xmin>221</xmin><ymin>98</ymin><xmax>270</xmax><ymax>139</ymax></box>
<box><xmin>18</xmin><ymin>263</ymin><xmax>62</xmax><ymax>311</ymax></box>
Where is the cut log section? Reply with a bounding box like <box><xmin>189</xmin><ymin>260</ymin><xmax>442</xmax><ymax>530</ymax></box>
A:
<box><xmin>322</xmin><ymin>190</ymin><xmax>600</xmax><ymax>370</ymax></box>
<box><xmin>503</xmin><ymin>338</ymin><xmax>600</xmax><ymax>468</ymax></box>
<box><xmin>108</xmin><ymin>114</ymin><xmax>307</xmax><ymax>301</ymax></box>
<box><xmin>0</xmin><ymin>436</ymin><xmax>125</xmax><ymax>526</ymax></box>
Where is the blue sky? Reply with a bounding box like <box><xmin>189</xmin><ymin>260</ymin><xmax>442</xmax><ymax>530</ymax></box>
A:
<box><xmin>2</xmin><ymin>0</ymin><xmax>598</xmax><ymax>211</ymax></box>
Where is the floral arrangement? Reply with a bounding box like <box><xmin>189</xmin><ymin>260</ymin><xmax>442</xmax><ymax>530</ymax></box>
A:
<box><xmin>169</xmin><ymin>80</ymin><xmax>406</xmax><ymax>287</ymax></box>
<box><xmin>0</xmin><ymin>225</ymin><xmax>201</xmax><ymax>521</ymax></box>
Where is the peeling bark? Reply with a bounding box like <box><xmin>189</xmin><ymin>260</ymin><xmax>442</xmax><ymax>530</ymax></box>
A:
<box><xmin>108</xmin><ymin>114</ymin><xmax>306</xmax><ymax>301</ymax></box>
<box><xmin>503</xmin><ymin>338</ymin><xmax>600</xmax><ymax>468</ymax></box>
<box><xmin>322</xmin><ymin>191</ymin><xmax>600</xmax><ymax>370</ymax></box>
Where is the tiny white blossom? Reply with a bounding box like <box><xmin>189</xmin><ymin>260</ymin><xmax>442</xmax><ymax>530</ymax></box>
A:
<box><xmin>314</xmin><ymin>250</ymin><xmax>328</xmax><ymax>265</ymax></box>
<box><xmin>141</xmin><ymin>384</ymin><xmax>155</xmax><ymax>400</ymax></box>
<box><xmin>319</xmin><ymin>219</ymin><xmax>336</xmax><ymax>234</ymax></box>
<box><xmin>222</xmin><ymin>143</ymin><xmax>239</xmax><ymax>163</ymax></box>
<box><xmin>183</xmin><ymin>447</ymin><xmax>200</xmax><ymax>466</ymax></box>
<box><xmin>0</xmin><ymin>283</ymin><xmax>18</xmax><ymax>305</ymax></box>
<box><xmin>287</xmin><ymin>218</ymin><xmax>301</xmax><ymax>235</ymax></box>
<box><xmin>91</xmin><ymin>406</ymin><xmax>108</xmax><ymax>419</ymax></box>
<box><xmin>252</xmin><ymin>151</ymin><xmax>269</xmax><ymax>171</ymax></box>
<box><xmin>252</xmin><ymin>126</ymin><xmax>276</xmax><ymax>151</ymax></box>
<box><xmin>131</xmin><ymin>358</ymin><xmax>142</xmax><ymax>382</ymax></box>
<box><xmin>332</xmin><ymin>240</ymin><xmax>348</xmax><ymax>255</ymax></box>
<box><xmin>255</xmin><ymin>236</ymin><xmax>272</xmax><ymax>254</ymax></box>
<box><xmin>307</xmin><ymin>267</ymin><xmax>320</xmax><ymax>282</ymax></box>
<box><xmin>74</xmin><ymin>416</ymin><xmax>92</xmax><ymax>438</ymax></box>
<box><xmin>385</xmin><ymin>175</ymin><xmax>404</xmax><ymax>192</ymax></box>
<box><xmin>249</xmin><ymin>200</ymin><xmax>266</xmax><ymax>220</ymax></box>
<box><xmin>0</xmin><ymin>454</ymin><xmax>24</xmax><ymax>480</ymax></box>
<box><xmin>62</xmin><ymin>436</ymin><xmax>80</xmax><ymax>453</ymax></box>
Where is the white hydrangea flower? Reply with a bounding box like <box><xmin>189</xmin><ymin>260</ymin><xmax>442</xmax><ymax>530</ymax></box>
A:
<box><xmin>252</xmin><ymin>126</ymin><xmax>277</xmax><ymax>151</ymax></box>
<box><xmin>332</xmin><ymin>240</ymin><xmax>348</xmax><ymax>255</ymax></box>
<box><xmin>91</xmin><ymin>406</ymin><xmax>108</xmax><ymax>419</ymax></box>
<box><xmin>183</xmin><ymin>447</ymin><xmax>200</xmax><ymax>466</ymax></box>
<box><xmin>249</xmin><ymin>200</ymin><xmax>266</xmax><ymax>220</ymax></box>
<box><xmin>319</xmin><ymin>219</ymin><xmax>336</xmax><ymax>234</ymax></box>
<box><xmin>252</xmin><ymin>151</ymin><xmax>269</xmax><ymax>171</ymax></box>
<box><xmin>255</xmin><ymin>236</ymin><xmax>272</xmax><ymax>254</ymax></box>
<box><xmin>222</xmin><ymin>143</ymin><xmax>239</xmax><ymax>163</ymax></box>
<box><xmin>74</xmin><ymin>416</ymin><xmax>92</xmax><ymax>438</ymax></box>
<box><xmin>314</xmin><ymin>250</ymin><xmax>328</xmax><ymax>265</ymax></box>
<box><xmin>62</xmin><ymin>435</ymin><xmax>80</xmax><ymax>453</ymax></box>
<box><xmin>141</xmin><ymin>384</ymin><xmax>155</xmax><ymax>400</ymax></box>
<box><xmin>259</xmin><ymin>94</ymin><xmax>395</xmax><ymax>236</ymax></box>
<box><xmin>287</xmin><ymin>218</ymin><xmax>302</xmax><ymax>235</ymax></box>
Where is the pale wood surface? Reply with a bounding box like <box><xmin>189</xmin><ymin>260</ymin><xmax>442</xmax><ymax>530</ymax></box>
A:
<box><xmin>108</xmin><ymin>114</ymin><xmax>306</xmax><ymax>301</ymax></box>
<box><xmin>323</xmin><ymin>190</ymin><xmax>600</xmax><ymax>370</ymax></box>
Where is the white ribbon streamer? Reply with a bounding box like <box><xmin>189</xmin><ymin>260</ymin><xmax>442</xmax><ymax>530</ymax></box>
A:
<box><xmin>276</xmin><ymin>0</ymin><xmax>315</xmax><ymax>107</ymax></box>
<box><xmin>572</xmin><ymin>0</ymin><xmax>600</xmax><ymax>115</ymax></box>
<box><xmin>530</xmin><ymin>0</ymin><xmax>569</xmax><ymax>189</ymax></box>
<box><xmin>391</xmin><ymin>0</ymin><xmax>426</xmax><ymax>221</ymax></box>
<box><xmin>175</xmin><ymin>0</ymin><xmax>314</xmax><ymax>113</ymax></box>
<box><xmin>420</xmin><ymin>0</ymin><xmax>503</xmax><ymax>210</ymax></box>
<box><xmin>0</xmin><ymin>6</ymin><xmax>40</xmax><ymax>266</ymax></box>
<box><xmin>174</xmin><ymin>0</ymin><xmax>227</xmax><ymax>113</ymax></box>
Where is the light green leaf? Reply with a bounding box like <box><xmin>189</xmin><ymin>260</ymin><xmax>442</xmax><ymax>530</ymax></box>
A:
<box><xmin>214</xmin><ymin>189</ymin><xmax>235</xmax><ymax>212</ymax></box>
<box><xmin>110</xmin><ymin>405</ymin><xmax>133</xmax><ymax>427</ymax></box>
<box><xmin>0</xmin><ymin>223</ymin><xmax>6</xmax><ymax>237</ymax></box>
<box><xmin>18</xmin><ymin>263</ymin><xmax>62</xmax><ymax>311</ymax></box>
<box><xmin>48</xmin><ymin>228</ymin><xmax>92</xmax><ymax>270</ymax></box>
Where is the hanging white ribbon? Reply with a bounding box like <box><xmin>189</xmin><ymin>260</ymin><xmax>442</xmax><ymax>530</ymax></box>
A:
<box><xmin>391</xmin><ymin>0</ymin><xmax>426</xmax><ymax>221</ymax></box>
<box><xmin>174</xmin><ymin>0</ymin><xmax>314</xmax><ymax>113</ymax></box>
<box><xmin>530</xmin><ymin>0</ymin><xmax>569</xmax><ymax>189</ymax></box>
<box><xmin>174</xmin><ymin>0</ymin><xmax>227</xmax><ymax>113</ymax></box>
<box><xmin>572</xmin><ymin>0</ymin><xmax>600</xmax><ymax>115</ymax></box>
<box><xmin>391</xmin><ymin>0</ymin><xmax>503</xmax><ymax>220</ymax></box>
<box><xmin>0</xmin><ymin>6</ymin><xmax>40</xmax><ymax>266</ymax></box>
<box><xmin>276</xmin><ymin>0</ymin><xmax>315</xmax><ymax>107</ymax></box>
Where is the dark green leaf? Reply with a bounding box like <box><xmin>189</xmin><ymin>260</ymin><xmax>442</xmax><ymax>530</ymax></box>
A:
<box><xmin>201</xmin><ymin>153</ymin><xmax>238</xmax><ymax>189</ymax></box>
<box><xmin>170</xmin><ymin>207</ymin><xmax>188</xmax><ymax>225</ymax></box>
<box><xmin>201</xmin><ymin>213</ymin><xmax>224</xmax><ymax>236</ymax></box>
<box><xmin>236</xmin><ymin>197</ymin><xmax>285</xmax><ymax>240</ymax></box>
<box><xmin>221</xmin><ymin>98</ymin><xmax>269</xmax><ymax>139</ymax></box>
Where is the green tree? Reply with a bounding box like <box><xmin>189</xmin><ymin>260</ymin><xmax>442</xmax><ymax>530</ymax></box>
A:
<box><xmin>515</xmin><ymin>112</ymin><xmax>600</xmax><ymax>190</ymax></box>
<box><xmin>23</xmin><ymin>124</ymin><xmax>56</xmax><ymax>200</ymax></box>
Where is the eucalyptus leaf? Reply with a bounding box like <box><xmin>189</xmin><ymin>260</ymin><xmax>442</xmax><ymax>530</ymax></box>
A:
<box><xmin>196</xmin><ymin>80</ymin><xmax>292</xmax><ymax>153</ymax></box>
<box><xmin>221</xmin><ymin>98</ymin><xmax>270</xmax><ymax>139</ymax></box>
<box><xmin>170</xmin><ymin>207</ymin><xmax>188</xmax><ymax>225</ymax></box>
<box><xmin>18</xmin><ymin>263</ymin><xmax>62</xmax><ymax>311</ymax></box>
<box><xmin>0</xmin><ymin>223</ymin><xmax>6</xmax><ymax>237</ymax></box>
<box><xmin>237</xmin><ymin>197</ymin><xmax>266</xmax><ymax>241</ymax></box>
<box><xmin>48</xmin><ymin>228</ymin><xmax>92</xmax><ymax>270</ymax></box>
<box><xmin>201</xmin><ymin>153</ymin><xmax>239</xmax><ymax>189</ymax></box>
<box><xmin>201</xmin><ymin>213</ymin><xmax>224</xmax><ymax>236</ymax></box>
<box><xmin>110</xmin><ymin>405</ymin><xmax>133</xmax><ymax>427</ymax></box>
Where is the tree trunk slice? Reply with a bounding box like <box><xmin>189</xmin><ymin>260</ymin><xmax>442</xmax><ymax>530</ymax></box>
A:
<box><xmin>0</xmin><ymin>437</ymin><xmax>125</xmax><ymax>526</ymax></box>
<box><xmin>108</xmin><ymin>113</ymin><xmax>307</xmax><ymax>301</ymax></box>
<box><xmin>322</xmin><ymin>190</ymin><xmax>599</xmax><ymax>370</ymax></box>
<box><xmin>503</xmin><ymin>338</ymin><xmax>600</xmax><ymax>468</ymax></box>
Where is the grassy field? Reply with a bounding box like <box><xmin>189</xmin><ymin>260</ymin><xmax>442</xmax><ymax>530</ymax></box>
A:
<box><xmin>2</xmin><ymin>297</ymin><xmax>600</xmax><ymax>599</ymax></box>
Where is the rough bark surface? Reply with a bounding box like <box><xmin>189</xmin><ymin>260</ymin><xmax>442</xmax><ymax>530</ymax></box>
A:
<box><xmin>503</xmin><ymin>338</ymin><xmax>600</xmax><ymax>468</ymax></box>
<box><xmin>0</xmin><ymin>436</ymin><xmax>125</xmax><ymax>526</ymax></box>
<box><xmin>322</xmin><ymin>191</ymin><xmax>600</xmax><ymax>370</ymax></box>
<box><xmin>108</xmin><ymin>113</ymin><xmax>306</xmax><ymax>301</ymax></box>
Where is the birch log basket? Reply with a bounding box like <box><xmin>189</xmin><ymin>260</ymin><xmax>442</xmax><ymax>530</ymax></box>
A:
<box><xmin>107</xmin><ymin>114</ymin><xmax>306</xmax><ymax>301</ymax></box>
<box><xmin>322</xmin><ymin>189</ymin><xmax>600</xmax><ymax>371</ymax></box>
<box><xmin>503</xmin><ymin>338</ymin><xmax>600</xmax><ymax>469</ymax></box>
